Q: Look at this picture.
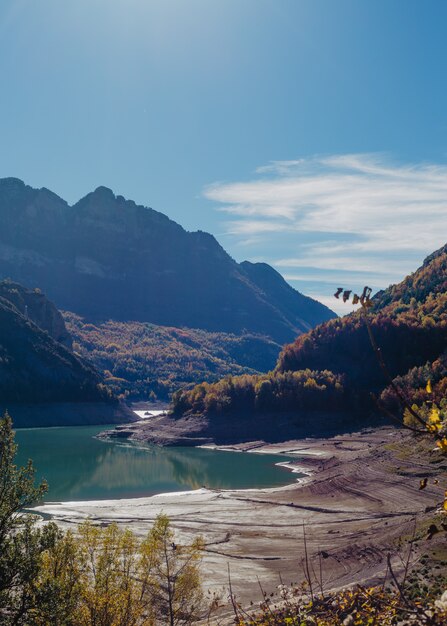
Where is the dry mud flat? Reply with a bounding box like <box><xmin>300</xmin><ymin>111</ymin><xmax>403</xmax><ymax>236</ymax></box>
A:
<box><xmin>35</xmin><ymin>427</ymin><xmax>446</xmax><ymax>619</ymax></box>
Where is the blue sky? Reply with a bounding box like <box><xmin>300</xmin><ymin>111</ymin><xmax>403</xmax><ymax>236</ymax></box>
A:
<box><xmin>1</xmin><ymin>0</ymin><xmax>447</xmax><ymax>313</ymax></box>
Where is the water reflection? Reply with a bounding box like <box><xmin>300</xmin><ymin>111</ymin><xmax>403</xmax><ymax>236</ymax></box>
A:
<box><xmin>15</xmin><ymin>425</ymin><xmax>296</xmax><ymax>501</ymax></box>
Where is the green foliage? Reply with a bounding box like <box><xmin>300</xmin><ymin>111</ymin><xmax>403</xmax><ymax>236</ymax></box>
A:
<box><xmin>381</xmin><ymin>349</ymin><xmax>447</xmax><ymax>413</ymax></box>
<box><xmin>32</xmin><ymin>526</ymin><xmax>82</xmax><ymax>625</ymax></box>
<box><xmin>0</xmin><ymin>411</ymin><xmax>49</xmax><ymax>624</ymax></box>
<box><xmin>34</xmin><ymin>518</ymin><xmax>204</xmax><ymax>626</ymax></box>
<box><xmin>60</xmin><ymin>517</ymin><xmax>204</xmax><ymax>626</ymax></box>
<box><xmin>0</xmin><ymin>412</ymin><xmax>48</xmax><ymax>534</ymax></box>
<box><xmin>141</xmin><ymin>514</ymin><xmax>204</xmax><ymax>625</ymax></box>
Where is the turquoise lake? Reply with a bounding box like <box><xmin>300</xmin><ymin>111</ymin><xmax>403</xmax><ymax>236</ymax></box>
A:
<box><xmin>14</xmin><ymin>425</ymin><xmax>297</xmax><ymax>502</ymax></box>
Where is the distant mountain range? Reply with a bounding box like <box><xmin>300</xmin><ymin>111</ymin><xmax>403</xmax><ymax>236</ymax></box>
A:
<box><xmin>0</xmin><ymin>177</ymin><xmax>335</xmax><ymax>344</ymax></box>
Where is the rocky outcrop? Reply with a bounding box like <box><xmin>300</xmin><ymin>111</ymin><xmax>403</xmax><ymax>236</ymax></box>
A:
<box><xmin>0</xmin><ymin>280</ymin><xmax>72</xmax><ymax>349</ymax></box>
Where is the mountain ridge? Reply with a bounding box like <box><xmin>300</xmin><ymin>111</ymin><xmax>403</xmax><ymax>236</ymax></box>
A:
<box><xmin>0</xmin><ymin>177</ymin><xmax>335</xmax><ymax>343</ymax></box>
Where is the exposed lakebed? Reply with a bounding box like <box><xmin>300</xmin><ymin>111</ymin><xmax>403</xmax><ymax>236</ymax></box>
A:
<box><xmin>15</xmin><ymin>424</ymin><xmax>300</xmax><ymax>502</ymax></box>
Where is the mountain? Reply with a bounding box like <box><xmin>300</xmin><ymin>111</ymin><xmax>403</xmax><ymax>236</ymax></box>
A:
<box><xmin>168</xmin><ymin>243</ymin><xmax>447</xmax><ymax>430</ymax></box>
<box><xmin>0</xmin><ymin>281</ymin><xmax>133</xmax><ymax>426</ymax></box>
<box><xmin>0</xmin><ymin>178</ymin><xmax>335</xmax><ymax>344</ymax></box>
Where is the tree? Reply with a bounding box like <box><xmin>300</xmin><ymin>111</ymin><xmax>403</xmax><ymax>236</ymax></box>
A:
<box><xmin>0</xmin><ymin>411</ymin><xmax>49</xmax><ymax>624</ymax></box>
<box><xmin>74</xmin><ymin>521</ymin><xmax>150</xmax><ymax>626</ymax></box>
<box><xmin>33</xmin><ymin>526</ymin><xmax>83</xmax><ymax>626</ymax></box>
<box><xmin>141</xmin><ymin>514</ymin><xmax>204</xmax><ymax>626</ymax></box>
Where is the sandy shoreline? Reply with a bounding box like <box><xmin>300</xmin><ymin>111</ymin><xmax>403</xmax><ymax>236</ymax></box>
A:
<box><xmin>33</xmin><ymin>426</ymin><xmax>446</xmax><ymax>621</ymax></box>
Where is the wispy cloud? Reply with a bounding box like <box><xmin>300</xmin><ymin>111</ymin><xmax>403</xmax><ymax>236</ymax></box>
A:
<box><xmin>224</xmin><ymin>219</ymin><xmax>290</xmax><ymax>235</ymax></box>
<box><xmin>203</xmin><ymin>154</ymin><xmax>447</xmax><ymax>313</ymax></box>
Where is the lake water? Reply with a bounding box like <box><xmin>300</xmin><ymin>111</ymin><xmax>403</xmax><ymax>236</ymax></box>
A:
<box><xmin>14</xmin><ymin>425</ymin><xmax>298</xmax><ymax>502</ymax></box>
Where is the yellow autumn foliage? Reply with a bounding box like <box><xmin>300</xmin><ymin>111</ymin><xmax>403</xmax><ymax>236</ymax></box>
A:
<box><xmin>32</xmin><ymin>515</ymin><xmax>204</xmax><ymax>626</ymax></box>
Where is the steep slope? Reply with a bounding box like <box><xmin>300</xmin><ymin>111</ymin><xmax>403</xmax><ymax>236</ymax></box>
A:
<box><xmin>0</xmin><ymin>283</ymin><xmax>133</xmax><ymax>425</ymax></box>
<box><xmin>278</xmin><ymin>243</ymin><xmax>447</xmax><ymax>392</ymax></box>
<box><xmin>0</xmin><ymin>178</ymin><xmax>335</xmax><ymax>343</ymax></box>
<box><xmin>0</xmin><ymin>297</ymin><xmax>109</xmax><ymax>404</ymax></box>
<box><xmin>240</xmin><ymin>261</ymin><xmax>334</xmax><ymax>330</ymax></box>
<box><xmin>0</xmin><ymin>280</ymin><xmax>72</xmax><ymax>349</ymax></box>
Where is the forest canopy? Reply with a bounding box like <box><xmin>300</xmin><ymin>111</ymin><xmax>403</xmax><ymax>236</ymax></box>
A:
<box><xmin>65</xmin><ymin>313</ymin><xmax>281</xmax><ymax>401</ymax></box>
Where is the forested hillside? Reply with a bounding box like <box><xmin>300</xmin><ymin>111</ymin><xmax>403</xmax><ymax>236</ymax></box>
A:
<box><xmin>172</xmin><ymin>244</ymin><xmax>447</xmax><ymax>419</ymax></box>
<box><xmin>279</xmin><ymin>243</ymin><xmax>447</xmax><ymax>393</ymax></box>
<box><xmin>65</xmin><ymin>312</ymin><xmax>281</xmax><ymax>401</ymax></box>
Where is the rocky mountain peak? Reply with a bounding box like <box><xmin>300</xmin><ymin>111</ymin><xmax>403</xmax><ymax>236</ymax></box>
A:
<box><xmin>0</xmin><ymin>176</ymin><xmax>26</xmax><ymax>191</ymax></box>
<box><xmin>92</xmin><ymin>186</ymin><xmax>116</xmax><ymax>202</ymax></box>
<box><xmin>0</xmin><ymin>178</ymin><xmax>335</xmax><ymax>342</ymax></box>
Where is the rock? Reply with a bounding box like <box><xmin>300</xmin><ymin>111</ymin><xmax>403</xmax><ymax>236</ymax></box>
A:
<box><xmin>0</xmin><ymin>280</ymin><xmax>72</xmax><ymax>349</ymax></box>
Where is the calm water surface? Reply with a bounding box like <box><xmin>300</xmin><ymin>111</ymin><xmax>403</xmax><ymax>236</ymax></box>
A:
<box><xmin>15</xmin><ymin>425</ymin><xmax>297</xmax><ymax>502</ymax></box>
